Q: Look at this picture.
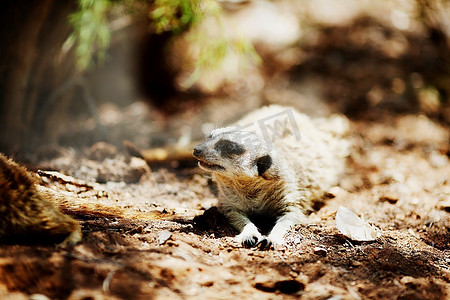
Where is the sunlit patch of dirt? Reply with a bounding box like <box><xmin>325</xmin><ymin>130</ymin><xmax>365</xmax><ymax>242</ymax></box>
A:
<box><xmin>1</xmin><ymin>110</ymin><xmax>449</xmax><ymax>299</ymax></box>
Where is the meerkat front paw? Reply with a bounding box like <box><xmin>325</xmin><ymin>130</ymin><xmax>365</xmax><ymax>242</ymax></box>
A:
<box><xmin>236</xmin><ymin>223</ymin><xmax>263</xmax><ymax>248</ymax></box>
<box><xmin>241</xmin><ymin>235</ymin><xmax>260</xmax><ymax>248</ymax></box>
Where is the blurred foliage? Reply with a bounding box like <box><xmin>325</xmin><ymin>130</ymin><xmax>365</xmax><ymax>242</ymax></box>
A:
<box><xmin>66</xmin><ymin>0</ymin><xmax>259</xmax><ymax>86</ymax></box>
<box><xmin>151</xmin><ymin>0</ymin><xmax>203</xmax><ymax>34</ymax></box>
<box><xmin>65</xmin><ymin>0</ymin><xmax>112</xmax><ymax>70</ymax></box>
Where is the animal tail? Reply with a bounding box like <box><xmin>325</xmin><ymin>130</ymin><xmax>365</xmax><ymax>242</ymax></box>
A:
<box><xmin>36</xmin><ymin>186</ymin><xmax>160</xmax><ymax>220</ymax></box>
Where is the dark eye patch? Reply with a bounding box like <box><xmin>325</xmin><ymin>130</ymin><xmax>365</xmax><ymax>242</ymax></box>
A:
<box><xmin>214</xmin><ymin>139</ymin><xmax>245</xmax><ymax>157</ymax></box>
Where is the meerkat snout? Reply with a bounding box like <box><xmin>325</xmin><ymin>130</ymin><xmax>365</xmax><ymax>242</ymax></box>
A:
<box><xmin>193</xmin><ymin>141</ymin><xmax>226</xmax><ymax>172</ymax></box>
<box><xmin>193</xmin><ymin>146</ymin><xmax>203</xmax><ymax>158</ymax></box>
<box><xmin>194</xmin><ymin>130</ymin><xmax>253</xmax><ymax>174</ymax></box>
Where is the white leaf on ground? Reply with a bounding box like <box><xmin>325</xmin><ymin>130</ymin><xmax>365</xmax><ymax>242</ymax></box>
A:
<box><xmin>157</xmin><ymin>230</ymin><xmax>173</xmax><ymax>245</ymax></box>
<box><xmin>336</xmin><ymin>206</ymin><xmax>380</xmax><ymax>241</ymax></box>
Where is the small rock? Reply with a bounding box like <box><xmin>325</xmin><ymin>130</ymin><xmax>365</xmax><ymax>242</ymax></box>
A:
<box><xmin>324</xmin><ymin>186</ymin><xmax>346</xmax><ymax>198</ymax></box>
<box><xmin>88</xmin><ymin>142</ymin><xmax>118</xmax><ymax>161</ymax></box>
<box><xmin>350</xmin><ymin>260</ymin><xmax>363</xmax><ymax>267</ymax></box>
<box><xmin>157</xmin><ymin>230</ymin><xmax>173</xmax><ymax>245</ymax></box>
<box><xmin>324</xmin><ymin>192</ymin><xmax>336</xmax><ymax>199</ymax></box>
<box><xmin>124</xmin><ymin>157</ymin><xmax>149</xmax><ymax>183</ymax></box>
<box><xmin>313</xmin><ymin>246</ymin><xmax>327</xmax><ymax>257</ymax></box>
<box><xmin>379</xmin><ymin>193</ymin><xmax>399</xmax><ymax>204</ymax></box>
<box><xmin>128</xmin><ymin>225</ymin><xmax>144</xmax><ymax>235</ymax></box>
<box><xmin>437</xmin><ymin>200</ymin><xmax>450</xmax><ymax>213</ymax></box>
<box><xmin>254</xmin><ymin>279</ymin><xmax>305</xmax><ymax>294</ymax></box>
<box><xmin>400</xmin><ymin>276</ymin><xmax>416</xmax><ymax>285</ymax></box>
<box><xmin>201</xmin><ymin>281</ymin><xmax>214</xmax><ymax>287</ymax></box>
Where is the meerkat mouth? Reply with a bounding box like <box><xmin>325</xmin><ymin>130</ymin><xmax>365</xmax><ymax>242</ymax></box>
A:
<box><xmin>197</xmin><ymin>159</ymin><xmax>225</xmax><ymax>171</ymax></box>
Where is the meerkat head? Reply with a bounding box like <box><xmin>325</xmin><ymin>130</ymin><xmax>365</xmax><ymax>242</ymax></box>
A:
<box><xmin>193</xmin><ymin>127</ymin><xmax>274</xmax><ymax>178</ymax></box>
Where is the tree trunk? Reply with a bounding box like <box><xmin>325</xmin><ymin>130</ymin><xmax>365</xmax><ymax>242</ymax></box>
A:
<box><xmin>0</xmin><ymin>0</ymin><xmax>77</xmax><ymax>157</ymax></box>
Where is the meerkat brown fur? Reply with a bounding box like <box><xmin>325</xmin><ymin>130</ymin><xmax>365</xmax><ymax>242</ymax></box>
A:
<box><xmin>0</xmin><ymin>153</ymin><xmax>82</xmax><ymax>247</ymax></box>
<box><xmin>193</xmin><ymin>105</ymin><xmax>350</xmax><ymax>249</ymax></box>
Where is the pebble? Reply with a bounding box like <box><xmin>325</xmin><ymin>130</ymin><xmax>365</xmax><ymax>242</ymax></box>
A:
<box><xmin>379</xmin><ymin>193</ymin><xmax>399</xmax><ymax>204</ymax></box>
<box><xmin>88</xmin><ymin>142</ymin><xmax>118</xmax><ymax>161</ymax></box>
<box><xmin>437</xmin><ymin>200</ymin><xmax>450</xmax><ymax>213</ymax></box>
<box><xmin>313</xmin><ymin>246</ymin><xmax>328</xmax><ymax>257</ymax></box>
<box><xmin>254</xmin><ymin>279</ymin><xmax>305</xmax><ymax>294</ymax></box>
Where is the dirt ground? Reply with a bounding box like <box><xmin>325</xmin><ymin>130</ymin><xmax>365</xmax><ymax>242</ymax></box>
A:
<box><xmin>0</xmin><ymin>101</ymin><xmax>449</xmax><ymax>299</ymax></box>
<box><xmin>1</xmin><ymin>1</ymin><xmax>450</xmax><ymax>298</ymax></box>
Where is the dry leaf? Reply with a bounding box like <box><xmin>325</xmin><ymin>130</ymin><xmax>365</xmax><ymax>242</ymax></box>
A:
<box><xmin>157</xmin><ymin>230</ymin><xmax>173</xmax><ymax>245</ymax></box>
<box><xmin>336</xmin><ymin>206</ymin><xmax>380</xmax><ymax>241</ymax></box>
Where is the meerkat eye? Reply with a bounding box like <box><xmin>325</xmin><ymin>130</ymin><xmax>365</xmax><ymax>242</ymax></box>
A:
<box><xmin>256</xmin><ymin>155</ymin><xmax>272</xmax><ymax>176</ymax></box>
<box><xmin>214</xmin><ymin>139</ymin><xmax>245</xmax><ymax>157</ymax></box>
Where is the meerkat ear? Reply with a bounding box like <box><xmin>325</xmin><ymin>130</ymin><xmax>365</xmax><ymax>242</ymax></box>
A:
<box><xmin>256</xmin><ymin>155</ymin><xmax>272</xmax><ymax>176</ymax></box>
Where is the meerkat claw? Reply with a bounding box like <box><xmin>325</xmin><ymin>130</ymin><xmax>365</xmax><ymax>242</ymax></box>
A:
<box><xmin>242</xmin><ymin>235</ymin><xmax>259</xmax><ymax>248</ymax></box>
<box><xmin>257</xmin><ymin>238</ymin><xmax>274</xmax><ymax>251</ymax></box>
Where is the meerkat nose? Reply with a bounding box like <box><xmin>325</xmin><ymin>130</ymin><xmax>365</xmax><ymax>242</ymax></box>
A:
<box><xmin>193</xmin><ymin>146</ymin><xmax>203</xmax><ymax>158</ymax></box>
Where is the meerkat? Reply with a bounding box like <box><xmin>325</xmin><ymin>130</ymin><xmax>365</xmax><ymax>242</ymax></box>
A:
<box><xmin>0</xmin><ymin>153</ymin><xmax>82</xmax><ymax>247</ymax></box>
<box><xmin>193</xmin><ymin>105</ymin><xmax>350</xmax><ymax>249</ymax></box>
